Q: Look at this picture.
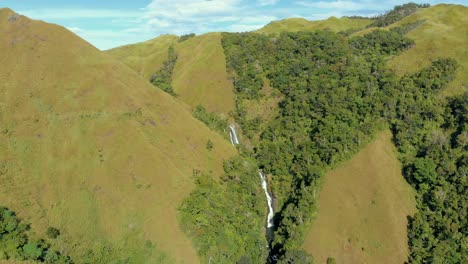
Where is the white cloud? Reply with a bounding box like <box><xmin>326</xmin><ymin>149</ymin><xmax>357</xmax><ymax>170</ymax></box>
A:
<box><xmin>15</xmin><ymin>0</ymin><xmax>466</xmax><ymax>49</ymax></box>
<box><xmin>295</xmin><ymin>1</ymin><xmax>365</xmax><ymax>11</ymax></box>
<box><xmin>19</xmin><ymin>8</ymin><xmax>142</xmax><ymax>20</ymax></box>
<box><xmin>145</xmin><ymin>0</ymin><xmax>241</xmax><ymax>19</ymax></box>
<box><xmin>139</xmin><ymin>0</ymin><xmax>277</xmax><ymax>35</ymax></box>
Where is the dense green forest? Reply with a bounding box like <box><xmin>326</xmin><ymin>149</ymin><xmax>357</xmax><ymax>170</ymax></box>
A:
<box><xmin>177</xmin><ymin>13</ymin><xmax>464</xmax><ymax>263</ymax></box>
<box><xmin>220</xmin><ymin>28</ymin><xmax>411</xmax><ymax>260</ymax></box>
<box><xmin>179</xmin><ymin>155</ymin><xmax>268</xmax><ymax>263</ymax></box>
<box><xmin>390</xmin><ymin>61</ymin><xmax>466</xmax><ymax>263</ymax></box>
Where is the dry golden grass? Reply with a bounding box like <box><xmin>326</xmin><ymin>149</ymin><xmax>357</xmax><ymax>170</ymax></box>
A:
<box><xmin>108</xmin><ymin>33</ymin><xmax>235</xmax><ymax>115</ymax></box>
<box><xmin>0</xmin><ymin>8</ymin><xmax>236</xmax><ymax>263</ymax></box>
<box><xmin>172</xmin><ymin>33</ymin><xmax>235</xmax><ymax>114</ymax></box>
<box><xmin>257</xmin><ymin>17</ymin><xmax>372</xmax><ymax>34</ymax></box>
<box><xmin>303</xmin><ymin>131</ymin><xmax>416</xmax><ymax>264</ymax></box>
<box><xmin>387</xmin><ymin>4</ymin><xmax>468</xmax><ymax>96</ymax></box>
<box><xmin>106</xmin><ymin>34</ymin><xmax>178</xmax><ymax>80</ymax></box>
<box><xmin>353</xmin><ymin>4</ymin><xmax>468</xmax><ymax>96</ymax></box>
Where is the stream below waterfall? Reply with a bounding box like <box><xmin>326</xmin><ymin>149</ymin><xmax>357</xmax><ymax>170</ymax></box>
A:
<box><xmin>229</xmin><ymin>124</ymin><xmax>275</xmax><ymax>244</ymax></box>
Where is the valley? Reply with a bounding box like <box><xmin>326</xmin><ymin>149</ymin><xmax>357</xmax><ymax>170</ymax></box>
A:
<box><xmin>1</xmin><ymin>2</ymin><xmax>467</xmax><ymax>264</ymax></box>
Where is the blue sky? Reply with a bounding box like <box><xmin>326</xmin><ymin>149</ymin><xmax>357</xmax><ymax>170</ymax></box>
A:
<box><xmin>1</xmin><ymin>0</ymin><xmax>466</xmax><ymax>50</ymax></box>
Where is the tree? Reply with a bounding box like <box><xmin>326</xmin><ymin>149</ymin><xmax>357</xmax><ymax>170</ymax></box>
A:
<box><xmin>46</xmin><ymin>227</ymin><xmax>60</xmax><ymax>239</ymax></box>
<box><xmin>22</xmin><ymin>242</ymin><xmax>43</xmax><ymax>260</ymax></box>
<box><xmin>277</xmin><ymin>250</ymin><xmax>313</xmax><ymax>264</ymax></box>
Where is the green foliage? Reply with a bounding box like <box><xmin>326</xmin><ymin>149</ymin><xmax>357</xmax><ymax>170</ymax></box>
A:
<box><xmin>369</xmin><ymin>3</ymin><xmax>430</xmax><ymax>27</ymax></box>
<box><xmin>23</xmin><ymin>242</ymin><xmax>43</xmax><ymax>260</ymax></box>
<box><xmin>326</xmin><ymin>257</ymin><xmax>336</xmax><ymax>264</ymax></box>
<box><xmin>192</xmin><ymin>104</ymin><xmax>229</xmax><ymax>137</ymax></box>
<box><xmin>0</xmin><ymin>207</ymin><xmax>73</xmax><ymax>263</ymax></box>
<box><xmin>150</xmin><ymin>46</ymin><xmax>177</xmax><ymax>95</ymax></box>
<box><xmin>277</xmin><ymin>250</ymin><xmax>313</xmax><ymax>264</ymax></box>
<box><xmin>349</xmin><ymin>29</ymin><xmax>414</xmax><ymax>55</ymax></box>
<box><xmin>222</xmin><ymin>20</ymin><xmax>462</xmax><ymax>262</ymax></box>
<box><xmin>223</xmin><ymin>29</ymin><xmax>411</xmax><ymax>257</ymax></box>
<box><xmin>222</xmin><ymin>33</ymin><xmax>269</xmax><ymax>100</ymax></box>
<box><xmin>178</xmin><ymin>33</ymin><xmax>196</xmax><ymax>43</ymax></box>
<box><xmin>179</xmin><ymin>155</ymin><xmax>268</xmax><ymax>263</ymax></box>
<box><xmin>46</xmin><ymin>227</ymin><xmax>60</xmax><ymax>239</ymax></box>
<box><xmin>388</xmin><ymin>59</ymin><xmax>464</xmax><ymax>263</ymax></box>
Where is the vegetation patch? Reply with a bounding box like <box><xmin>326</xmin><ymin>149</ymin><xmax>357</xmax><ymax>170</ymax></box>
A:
<box><xmin>0</xmin><ymin>207</ymin><xmax>72</xmax><ymax>263</ymax></box>
<box><xmin>179</xmin><ymin>155</ymin><xmax>267</xmax><ymax>263</ymax></box>
<box><xmin>368</xmin><ymin>2</ymin><xmax>430</xmax><ymax>27</ymax></box>
<box><xmin>150</xmin><ymin>46</ymin><xmax>177</xmax><ymax>95</ymax></box>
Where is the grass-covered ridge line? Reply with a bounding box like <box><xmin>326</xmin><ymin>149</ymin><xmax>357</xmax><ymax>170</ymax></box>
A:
<box><xmin>257</xmin><ymin>17</ymin><xmax>372</xmax><ymax>34</ymax></box>
<box><xmin>368</xmin><ymin>2</ymin><xmax>430</xmax><ymax>27</ymax></box>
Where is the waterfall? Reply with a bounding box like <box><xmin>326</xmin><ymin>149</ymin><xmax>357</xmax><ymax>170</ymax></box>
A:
<box><xmin>228</xmin><ymin>124</ymin><xmax>274</xmax><ymax>230</ymax></box>
<box><xmin>259</xmin><ymin>171</ymin><xmax>274</xmax><ymax>228</ymax></box>
<box><xmin>229</xmin><ymin>124</ymin><xmax>240</xmax><ymax>145</ymax></box>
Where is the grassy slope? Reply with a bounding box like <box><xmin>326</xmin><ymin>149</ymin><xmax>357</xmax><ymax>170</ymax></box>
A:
<box><xmin>256</xmin><ymin>17</ymin><xmax>372</xmax><ymax>34</ymax></box>
<box><xmin>172</xmin><ymin>33</ymin><xmax>235</xmax><ymax>115</ymax></box>
<box><xmin>0</xmin><ymin>8</ymin><xmax>236</xmax><ymax>263</ymax></box>
<box><xmin>303</xmin><ymin>131</ymin><xmax>416</xmax><ymax>264</ymax></box>
<box><xmin>107</xmin><ymin>33</ymin><xmax>235</xmax><ymax>115</ymax></box>
<box><xmin>106</xmin><ymin>34</ymin><xmax>178</xmax><ymax>80</ymax></box>
<box><xmin>386</xmin><ymin>4</ymin><xmax>468</xmax><ymax>96</ymax></box>
<box><xmin>353</xmin><ymin>4</ymin><xmax>467</xmax><ymax>96</ymax></box>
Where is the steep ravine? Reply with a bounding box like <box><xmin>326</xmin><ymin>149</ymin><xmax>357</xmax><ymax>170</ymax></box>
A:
<box><xmin>229</xmin><ymin>124</ymin><xmax>275</xmax><ymax>246</ymax></box>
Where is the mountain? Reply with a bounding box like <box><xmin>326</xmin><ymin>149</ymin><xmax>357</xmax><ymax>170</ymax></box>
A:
<box><xmin>256</xmin><ymin>16</ymin><xmax>372</xmax><ymax>34</ymax></box>
<box><xmin>107</xmin><ymin>33</ymin><xmax>235</xmax><ymax>114</ymax></box>
<box><xmin>106</xmin><ymin>16</ymin><xmax>376</xmax><ymax>116</ymax></box>
<box><xmin>2</xmin><ymin>2</ymin><xmax>466</xmax><ymax>264</ymax></box>
<box><xmin>0</xmin><ymin>8</ymin><xmax>236</xmax><ymax>263</ymax></box>
<box><xmin>109</xmin><ymin>4</ymin><xmax>468</xmax><ymax>262</ymax></box>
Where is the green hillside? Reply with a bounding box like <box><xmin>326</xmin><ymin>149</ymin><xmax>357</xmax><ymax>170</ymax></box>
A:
<box><xmin>2</xmin><ymin>2</ymin><xmax>467</xmax><ymax>264</ymax></box>
<box><xmin>257</xmin><ymin>17</ymin><xmax>372</xmax><ymax>34</ymax></box>
<box><xmin>0</xmin><ymin>8</ymin><xmax>236</xmax><ymax>264</ymax></box>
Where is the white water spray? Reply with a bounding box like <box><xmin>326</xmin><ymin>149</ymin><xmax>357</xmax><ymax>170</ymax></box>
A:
<box><xmin>228</xmin><ymin>124</ymin><xmax>274</xmax><ymax>229</ymax></box>
<box><xmin>229</xmin><ymin>124</ymin><xmax>240</xmax><ymax>145</ymax></box>
<box><xmin>259</xmin><ymin>171</ymin><xmax>274</xmax><ymax>228</ymax></box>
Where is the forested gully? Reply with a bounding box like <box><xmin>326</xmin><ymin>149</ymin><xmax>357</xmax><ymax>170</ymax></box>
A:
<box><xmin>179</xmin><ymin>21</ymin><xmax>464</xmax><ymax>264</ymax></box>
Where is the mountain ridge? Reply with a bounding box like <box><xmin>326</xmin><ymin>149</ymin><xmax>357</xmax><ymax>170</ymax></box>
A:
<box><xmin>0</xmin><ymin>7</ymin><xmax>236</xmax><ymax>263</ymax></box>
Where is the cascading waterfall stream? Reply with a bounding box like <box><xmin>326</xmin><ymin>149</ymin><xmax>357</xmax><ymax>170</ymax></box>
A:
<box><xmin>229</xmin><ymin>124</ymin><xmax>240</xmax><ymax>145</ymax></box>
<box><xmin>259</xmin><ymin>171</ymin><xmax>274</xmax><ymax>228</ymax></box>
<box><xmin>228</xmin><ymin>124</ymin><xmax>275</xmax><ymax>231</ymax></box>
